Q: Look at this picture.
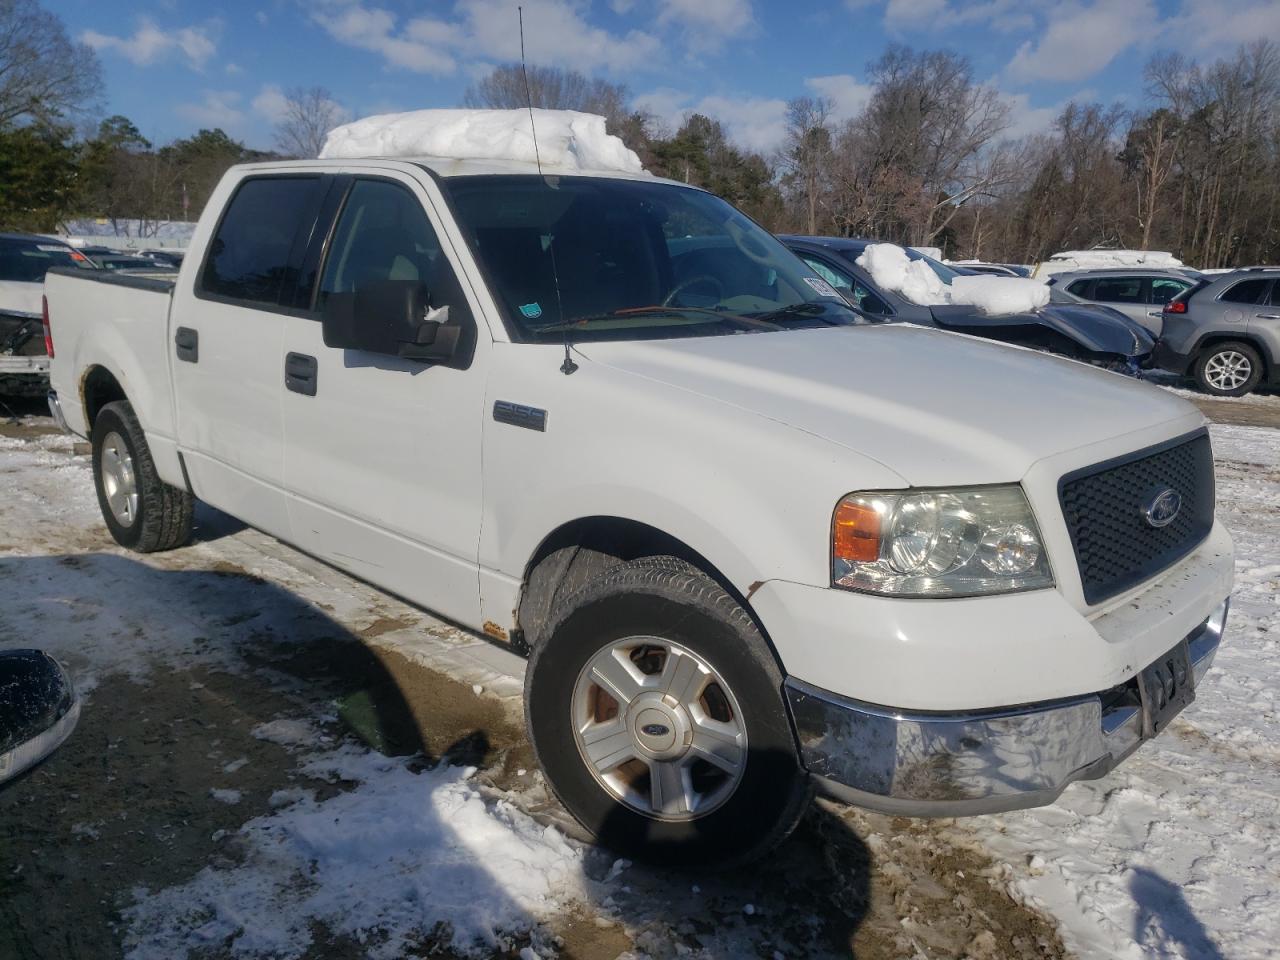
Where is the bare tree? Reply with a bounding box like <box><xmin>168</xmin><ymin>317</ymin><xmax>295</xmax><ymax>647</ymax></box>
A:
<box><xmin>780</xmin><ymin>96</ymin><xmax>833</xmax><ymax>235</ymax></box>
<box><xmin>274</xmin><ymin>87</ymin><xmax>348</xmax><ymax>159</ymax></box>
<box><xmin>0</xmin><ymin>0</ymin><xmax>102</xmax><ymax>128</ymax></box>
<box><xmin>1121</xmin><ymin>108</ymin><xmax>1179</xmax><ymax>250</ymax></box>
<box><xmin>463</xmin><ymin>64</ymin><xmax>631</xmax><ymax>129</ymax></box>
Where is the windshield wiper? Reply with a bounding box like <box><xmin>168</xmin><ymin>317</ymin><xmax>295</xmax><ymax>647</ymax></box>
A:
<box><xmin>748</xmin><ymin>303</ymin><xmax>853</xmax><ymax>326</ymax></box>
<box><xmin>536</xmin><ymin>305</ymin><xmax>781</xmax><ymax>334</ymax></box>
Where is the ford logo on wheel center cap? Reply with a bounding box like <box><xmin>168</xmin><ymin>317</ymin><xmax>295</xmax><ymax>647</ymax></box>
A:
<box><xmin>641</xmin><ymin>723</ymin><xmax>670</xmax><ymax>737</ymax></box>
<box><xmin>1143</xmin><ymin>488</ymin><xmax>1182</xmax><ymax>528</ymax></box>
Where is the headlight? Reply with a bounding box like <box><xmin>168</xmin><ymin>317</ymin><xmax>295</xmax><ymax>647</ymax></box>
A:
<box><xmin>832</xmin><ymin>486</ymin><xmax>1053</xmax><ymax>597</ymax></box>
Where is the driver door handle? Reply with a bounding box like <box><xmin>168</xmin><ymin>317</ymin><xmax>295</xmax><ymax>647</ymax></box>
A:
<box><xmin>1256</xmin><ymin>313</ymin><xmax>1280</xmax><ymax>320</ymax></box>
<box><xmin>175</xmin><ymin>326</ymin><xmax>198</xmax><ymax>363</ymax></box>
<box><xmin>285</xmin><ymin>352</ymin><xmax>317</xmax><ymax>396</ymax></box>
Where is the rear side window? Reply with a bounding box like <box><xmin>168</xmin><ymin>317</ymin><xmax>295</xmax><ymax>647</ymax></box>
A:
<box><xmin>1091</xmin><ymin>276</ymin><xmax>1144</xmax><ymax>303</ymax></box>
<box><xmin>201</xmin><ymin>176</ymin><xmax>324</xmax><ymax>306</ymax></box>
<box><xmin>1066</xmin><ymin>279</ymin><xmax>1092</xmax><ymax>297</ymax></box>
<box><xmin>1220</xmin><ymin>278</ymin><xmax>1270</xmax><ymax>304</ymax></box>
<box><xmin>1149</xmin><ymin>278</ymin><xmax>1189</xmax><ymax>305</ymax></box>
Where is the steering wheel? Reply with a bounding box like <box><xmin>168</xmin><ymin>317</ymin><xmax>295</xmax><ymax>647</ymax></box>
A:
<box><xmin>663</xmin><ymin>274</ymin><xmax>724</xmax><ymax>307</ymax></box>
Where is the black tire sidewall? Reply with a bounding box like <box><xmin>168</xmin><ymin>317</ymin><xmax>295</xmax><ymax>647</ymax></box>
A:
<box><xmin>91</xmin><ymin>405</ymin><xmax>145</xmax><ymax>548</ymax></box>
<box><xmin>527</xmin><ymin>578</ymin><xmax>804</xmax><ymax>866</ymax></box>
<box><xmin>1195</xmin><ymin>342</ymin><xmax>1262</xmax><ymax>397</ymax></box>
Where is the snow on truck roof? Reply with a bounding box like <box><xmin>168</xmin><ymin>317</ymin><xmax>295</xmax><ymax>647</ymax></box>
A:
<box><xmin>318</xmin><ymin>108</ymin><xmax>647</xmax><ymax>177</ymax></box>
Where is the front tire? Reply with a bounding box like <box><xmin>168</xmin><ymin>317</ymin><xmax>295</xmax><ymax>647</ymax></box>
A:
<box><xmin>91</xmin><ymin>400</ymin><xmax>193</xmax><ymax>552</ymax></box>
<box><xmin>1194</xmin><ymin>341</ymin><xmax>1262</xmax><ymax>396</ymax></box>
<box><xmin>525</xmin><ymin>557</ymin><xmax>810</xmax><ymax>867</ymax></box>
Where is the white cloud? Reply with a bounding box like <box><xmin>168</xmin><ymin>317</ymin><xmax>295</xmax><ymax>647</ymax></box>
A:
<box><xmin>80</xmin><ymin>18</ymin><xmax>218</xmax><ymax>70</ymax></box>
<box><xmin>657</xmin><ymin>0</ymin><xmax>755</xmax><ymax>47</ymax></box>
<box><xmin>1167</xmin><ymin>0</ymin><xmax>1280</xmax><ymax>53</ymax></box>
<box><xmin>634</xmin><ymin>88</ymin><xmax>789</xmax><ymax>153</ymax></box>
<box><xmin>1006</xmin><ymin>0</ymin><xmax>1155</xmax><ymax>83</ymax></box>
<box><xmin>225</xmin><ymin>62</ymin><xmax>243</xmax><ymax>75</ymax></box>
<box><xmin>177</xmin><ymin>90</ymin><xmax>244</xmax><ymax>129</ymax></box>
<box><xmin>880</xmin><ymin>0</ymin><xmax>1039</xmax><ymax>34</ymax></box>
<box><xmin>312</xmin><ymin>0</ymin><xmax>661</xmax><ymax>77</ymax></box>
<box><xmin>251</xmin><ymin>85</ymin><xmax>291</xmax><ymax>123</ymax></box>
<box><xmin>805</xmin><ymin>74</ymin><xmax>873</xmax><ymax>123</ymax></box>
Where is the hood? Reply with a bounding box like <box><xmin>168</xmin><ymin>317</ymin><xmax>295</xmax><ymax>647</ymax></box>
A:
<box><xmin>578</xmin><ymin>325</ymin><xmax>1196</xmax><ymax>486</ymax></box>
<box><xmin>0</xmin><ymin>281</ymin><xmax>43</xmax><ymax>318</ymax></box>
<box><xmin>928</xmin><ymin>301</ymin><xmax>1153</xmax><ymax>358</ymax></box>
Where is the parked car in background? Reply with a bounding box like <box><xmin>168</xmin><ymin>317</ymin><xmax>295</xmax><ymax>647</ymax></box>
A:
<box><xmin>1152</xmin><ymin>267</ymin><xmax>1280</xmax><ymax>396</ymax></box>
<box><xmin>1</xmin><ymin>234</ymin><xmax>94</xmax><ymax>397</ymax></box>
<box><xmin>947</xmin><ymin>260</ymin><xmax>1031</xmax><ymax>278</ymax></box>
<box><xmin>1046</xmin><ymin>268</ymin><xmax>1202</xmax><ymax>337</ymax></box>
<box><xmin>782</xmin><ymin>236</ymin><xmax>1154</xmax><ymax>370</ymax></box>
<box><xmin>81</xmin><ymin>249</ymin><xmax>177</xmax><ymax>273</ymax></box>
<box><xmin>141</xmin><ymin>249</ymin><xmax>185</xmax><ymax>268</ymax></box>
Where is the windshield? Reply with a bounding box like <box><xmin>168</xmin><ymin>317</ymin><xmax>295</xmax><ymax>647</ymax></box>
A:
<box><xmin>443</xmin><ymin>175</ymin><xmax>862</xmax><ymax>341</ymax></box>
<box><xmin>0</xmin><ymin>239</ymin><xmax>88</xmax><ymax>283</ymax></box>
<box><xmin>840</xmin><ymin>243</ymin><xmax>964</xmax><ymax>286</ymax></box>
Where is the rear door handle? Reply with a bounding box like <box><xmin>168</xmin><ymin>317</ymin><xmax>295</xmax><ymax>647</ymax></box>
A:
<box><xmin>285</xmin><ymin>352</ymin><xmax>317</xmax><ymax>396</ymax></box>
<box><xmin>175</xmin><ymin>327</ymin><xmax>198</xmax><ymax>363</ymax></box>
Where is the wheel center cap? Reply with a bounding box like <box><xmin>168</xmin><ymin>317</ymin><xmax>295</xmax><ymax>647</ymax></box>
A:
<box><xmin>628</xmin><ymin>695</ymin><xmax>690</xmax><ymax>760</ymax></box>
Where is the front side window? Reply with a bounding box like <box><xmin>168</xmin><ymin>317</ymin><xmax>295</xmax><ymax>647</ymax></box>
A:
<box><xmin>1149</xmin><ymin>278</ymin><xmax>1189</xmax><ymax>305</ymax></box>
<box><xmin>1220</xmin><ymin>278</ymin><xmax>1270</xmax><ymax>304</ymax></box>
<box><xmin>318</xmin><ymin>179</ymin><xmax>459</xmax><ymax>312</ymax></box>
<box><xmin>1091</xmin><ymin>276</ymin><xmax>1144</xmax><ymax>303</ymax></box>
<box><xmin>201</xmin><ymin>176</ymin><xmax>324</xmax><ymax>305</ymax></box>
<box><xmin>443</xmin><ymin>175</ymin><xmax>860</xmax><ymax>341</ymax></box>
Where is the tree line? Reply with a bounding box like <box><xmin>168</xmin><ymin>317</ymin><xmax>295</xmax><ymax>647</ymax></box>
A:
<box><xmin>0</xmin><ymin>0</ymin><xmax>1276</xmax><ymax>267</ymax></box>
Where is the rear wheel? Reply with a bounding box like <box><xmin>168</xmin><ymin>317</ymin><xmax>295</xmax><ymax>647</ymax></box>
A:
<box><xmin>1194</xmin><ymin>341</ymin><xmax>1262</xmax><ymax>396</ymax></box>
<box><xmin>525</xmin><ymin>557</ymin><xmax>810</xmax><ymax>867</ymax></box>
<box><xmin>91</xmin><ymin>400</ymin><xmax>193</xmax><ymax>552</ymax></box>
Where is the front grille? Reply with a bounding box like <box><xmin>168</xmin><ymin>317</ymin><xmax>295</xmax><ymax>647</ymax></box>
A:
<box><xmin>1059</xmin><ymin>432</ymin><xmax>1214</xmax><ymax>605</ymax></box>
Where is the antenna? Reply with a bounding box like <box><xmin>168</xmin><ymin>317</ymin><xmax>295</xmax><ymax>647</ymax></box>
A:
<box><xmin>518</xmin><ymin>6</ymin><xmax>543</xmax><ymax>176</ymax></box>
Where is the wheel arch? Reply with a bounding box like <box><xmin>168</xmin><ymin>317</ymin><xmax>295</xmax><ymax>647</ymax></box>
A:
<box><xmin>80</xmin><ymin>364</ymin><xmax>129</xmax><ymax>431</ymax></box>
<box><xmin>1193</xmin><ymin>333</ymin><xmax>1273</xmax><ymax>380</ymax></box>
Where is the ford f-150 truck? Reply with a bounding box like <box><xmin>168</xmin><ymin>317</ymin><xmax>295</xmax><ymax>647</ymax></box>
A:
<box><xmin>44</xmin><ymin>152</ymin><xmax>1232</xmax><ymax>865</ymax></box>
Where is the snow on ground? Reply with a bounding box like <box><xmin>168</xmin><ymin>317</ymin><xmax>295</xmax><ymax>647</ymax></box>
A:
<box><xmin>320</xmin><ymin>108</ymin><xmax>644</xmax><ymax>173</ymax></box>
<box><xmin>857</xmin><ymin>242</ymin><xmax>1049</xmax><ymax>313</ymax></box>
<box><xmin>954</xmin><ymin>423</ymin><xmax>1280</xmax><ymax>960</ymax></box>
<box><xmin>125</xmin><ymin>747</ymin><xmax>585</xmax><ymax>960</ymax></box>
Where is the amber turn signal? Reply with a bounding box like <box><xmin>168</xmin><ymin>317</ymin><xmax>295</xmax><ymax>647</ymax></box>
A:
<box><xmin>833</xmin><ymin>498</ymin><xmax>881</xmax><ymax>563</ymax></box>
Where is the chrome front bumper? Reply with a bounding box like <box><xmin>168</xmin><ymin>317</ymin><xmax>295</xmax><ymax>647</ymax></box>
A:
<box><xmin>786</xmin><ymin>598</ymin><xmax>1228</xmax><ymax>817</ymax></box>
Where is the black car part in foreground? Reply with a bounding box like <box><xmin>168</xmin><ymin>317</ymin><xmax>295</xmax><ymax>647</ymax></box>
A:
<box><xmin>0</xmin><ymin>649</ymin><xmax>81</xmax><ymax>787</ymax></box>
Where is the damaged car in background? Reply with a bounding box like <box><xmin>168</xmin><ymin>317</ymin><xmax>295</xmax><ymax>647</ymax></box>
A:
<box><xmin>783</xmin><ymin>236</ymin><xmax>1155</xmax><ymax>372</ymax></box>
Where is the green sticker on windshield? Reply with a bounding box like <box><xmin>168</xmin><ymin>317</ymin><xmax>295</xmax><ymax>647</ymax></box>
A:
<box><xmin>519</xmin><ymin>302</ymin><xmax>543</xmax><ymax>319</ymax></box>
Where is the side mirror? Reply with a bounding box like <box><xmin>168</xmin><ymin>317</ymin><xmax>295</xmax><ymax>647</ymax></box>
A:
<box><xmin>322</xmin><ymin>279</ymin><xmax>463</xmax><ymax>364</ymax></box>
<box><xmin>0</xmin><ymin>649</ymin><xmax>81</xmax><ymax>787</ymax></box>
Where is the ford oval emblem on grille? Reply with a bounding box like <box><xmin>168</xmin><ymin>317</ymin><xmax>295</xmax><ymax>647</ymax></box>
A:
<box><xmin>641</xmin><ymin>723</ymin><xmax>670</xmax><ymax>737</ymax></box>
<box><xmin>1143</xmin><ymin>488</ymin><xmax>1182</xmax><ymax>528</ymax></box>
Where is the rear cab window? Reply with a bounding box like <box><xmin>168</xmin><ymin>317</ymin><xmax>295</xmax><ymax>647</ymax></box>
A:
<box><xmin>199</xmin><ymin>176</ymin><xmax>326</xmax><ymax>308</ymax></box>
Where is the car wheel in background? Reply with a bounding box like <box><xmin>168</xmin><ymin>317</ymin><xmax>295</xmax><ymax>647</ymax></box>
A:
<box><xmin>525</xmin><ymin>556</ymin><xmax>811</xmax><ymax>868</ymax></box>
<box><xmin>1193</xmin><ymin>341</ymin><xmax>1263</xmax><ymax>397</ymax></box>
<box><xmin>91</xmin><ymin>400</ymin><xmax>194</xmax><ymax>552</ymax></box>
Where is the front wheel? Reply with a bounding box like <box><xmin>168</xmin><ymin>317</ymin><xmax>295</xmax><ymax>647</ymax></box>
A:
<box><xmin>525</xmin><ymin>557</ymin><xmax>810</xmax><ymax>867</ymax></box>
<box><xmin>1194</xmin><ymin>341</ymin><xmax>1262</xmax><ymax>396</ymax></box>
<box><xmin>91</xmin><ymin>400</ymin><xmax>194</xmax><ymax>552</ymax></box>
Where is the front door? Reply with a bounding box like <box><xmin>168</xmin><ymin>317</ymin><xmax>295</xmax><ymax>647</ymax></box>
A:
<box><xmin>279</xmin><ymin>174</ymin><xmax>488</xmax><ymax>627</ymax></box>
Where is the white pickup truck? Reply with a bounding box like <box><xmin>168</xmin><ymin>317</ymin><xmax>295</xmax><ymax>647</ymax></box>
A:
<box><xmin>45</xmin><ymin>152</ymin><xmax>1232</xmax><ymax>865</ymax></box>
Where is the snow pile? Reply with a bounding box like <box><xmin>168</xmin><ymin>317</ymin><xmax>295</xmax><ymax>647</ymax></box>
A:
<box><xmin>857</xmin><ymin>243</ymin><xmax>1048</xmax><ymax>314</ymax></box>
<box><xmin>124</xmin><ymin>748</ymin><xmax>586</xmax><ymax>959</ymax></box>
<box><xmin>320</xmin><ymin>108</ymin><xmax>644</xmax><ymax>173</ymax></box>
<box><xmin>857</xmin><ymin>242</ymin><xmax>950</xmax><ymax>304</ymax></box>
<box><xmin>951</xmin><ymin>274</ymin><xmax>1050</xmax><ymax>314</ymax></box>
<box><xmin>1037</xmin><ymin>249</ymin><xmax>1184</xmax><ymax>277</ymax></box>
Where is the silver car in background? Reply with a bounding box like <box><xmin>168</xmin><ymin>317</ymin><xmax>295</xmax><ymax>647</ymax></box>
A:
<box><xmin>1047</xmin><ymin>268</ymin><xmax>1202</xmax><ymax>337</ymax></box>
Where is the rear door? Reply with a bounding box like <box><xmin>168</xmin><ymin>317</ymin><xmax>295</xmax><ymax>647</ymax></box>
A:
<box><xmin>170</xmin><ymin>174</ymin><xmax>328</xmax><ymax>537</ymax></box>
<box><xmin>1086</xmin><ymin>275</ymin><xmax>1151</xmax><ymax>329</ymax></box>
<box><xmin>278</xmin><ymin>172</ymin><xmax>489</xmax><ymax>627</ymax></box>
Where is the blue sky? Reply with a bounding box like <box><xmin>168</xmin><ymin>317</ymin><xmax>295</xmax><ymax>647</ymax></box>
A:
<box><xmin>47</xmin><ymin>0</ymin><xmax>1280</xmax><ymax>152</ymax></box>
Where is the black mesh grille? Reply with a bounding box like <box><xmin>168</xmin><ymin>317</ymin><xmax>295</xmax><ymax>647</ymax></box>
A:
<box><xmin>1060</xmin><ymin>432</ymin><xmax>1214</xmax><ymax>605</ymax></box>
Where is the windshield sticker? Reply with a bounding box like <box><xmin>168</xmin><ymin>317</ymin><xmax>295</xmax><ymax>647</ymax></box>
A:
<box><xmin>804</xmin><ymin>277</ymin><xmax>841</xmax><ymax>299</ymax></box>
<box><xmin>519</xmin><ymin>302</ymin><xmax>543</xmax><ymax>319</ymax></box>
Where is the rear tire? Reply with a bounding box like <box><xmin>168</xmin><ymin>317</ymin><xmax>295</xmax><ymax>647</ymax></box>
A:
<box><xmin>91</xmin><ymin>400</ymin><xmax>193</xmax><ymax>552</ymax></box>
<box><xmin>1193</xmin><ymin>341</ymin><xmax>1262</xmax><ymax>397</ymax></box>
<box><xmin>525</xmin><ymin>556</ymin><xmax>810</xmax><ymax>868</ymax></box>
